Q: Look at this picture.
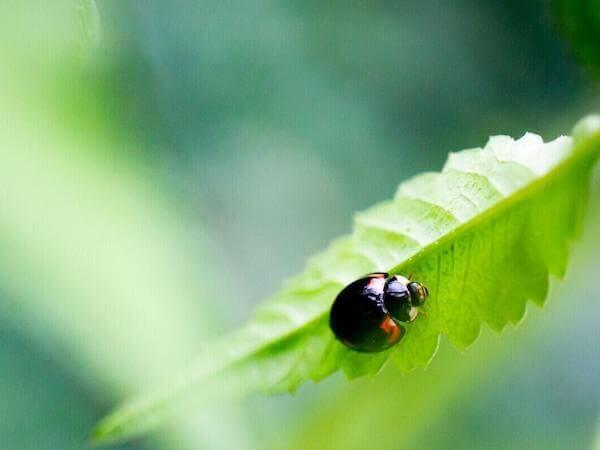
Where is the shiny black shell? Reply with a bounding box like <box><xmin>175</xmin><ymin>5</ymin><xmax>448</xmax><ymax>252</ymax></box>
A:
<box><xmin>329</xmin><ymin>272</ymin><xmax>425</xmax><ymax>353</ymax></box>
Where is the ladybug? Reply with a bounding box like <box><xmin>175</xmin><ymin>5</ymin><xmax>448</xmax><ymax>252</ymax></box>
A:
<box><xmin>329</xmin><ymin>272</ymin><xmax>429</xmax><ymax>353</ymax></box>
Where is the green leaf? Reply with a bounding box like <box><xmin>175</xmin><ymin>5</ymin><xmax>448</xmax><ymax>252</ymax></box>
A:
<box><xmin>92</xmin><ymin>116</ymin><xmax>600</xmax><ymax>444</ymax></box>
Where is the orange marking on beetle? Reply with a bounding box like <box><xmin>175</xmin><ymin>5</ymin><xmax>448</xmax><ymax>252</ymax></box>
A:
<box><xmin>379</xmin><ymin>317</ymin><xmax>401</xmax><ymax>343</ymax></box>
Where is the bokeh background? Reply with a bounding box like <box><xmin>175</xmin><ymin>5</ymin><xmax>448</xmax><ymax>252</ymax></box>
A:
<box><xmin>1</xmin><ymin>1</ymin><xmax>599</xmax><ymax>449</ymax></box>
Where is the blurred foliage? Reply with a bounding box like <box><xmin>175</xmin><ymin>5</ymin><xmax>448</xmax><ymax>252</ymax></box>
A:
<box><xmin>0</xmin><ymin>0</ymin><xmax>598</xmax><ymax>449</ymax></box>
<box><xmin>0</xmin><ymin>2</ymin><xmax>249</xmax><ymax>450</ymax></box>
<box><xmin>553</xmin><ymin>0</ymin><xmax>600</xmax><ymax>77</ymax></box>
<box><xmin>75</xmin><ymin>0</ymin><xmax>102</xmax><ymax>50</ymax></box>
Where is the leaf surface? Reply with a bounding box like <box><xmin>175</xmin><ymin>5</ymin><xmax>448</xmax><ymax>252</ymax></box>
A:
<box><xmin>93</xmin><ymin>116</ymin><xmax>600</xmax><ymax>444</ymax></box>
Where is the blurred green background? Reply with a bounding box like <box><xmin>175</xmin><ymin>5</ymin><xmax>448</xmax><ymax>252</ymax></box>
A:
<box><xmin>0</xmin><ymin>1</ymin><xmax>599</xmax><ymax>449</ymax></box>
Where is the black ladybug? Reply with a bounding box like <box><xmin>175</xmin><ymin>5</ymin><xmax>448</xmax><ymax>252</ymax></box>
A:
<box><xmin>329</xmin><ymin>272</ymin><xmax>429</xmax><ymax>353</ymax></box>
